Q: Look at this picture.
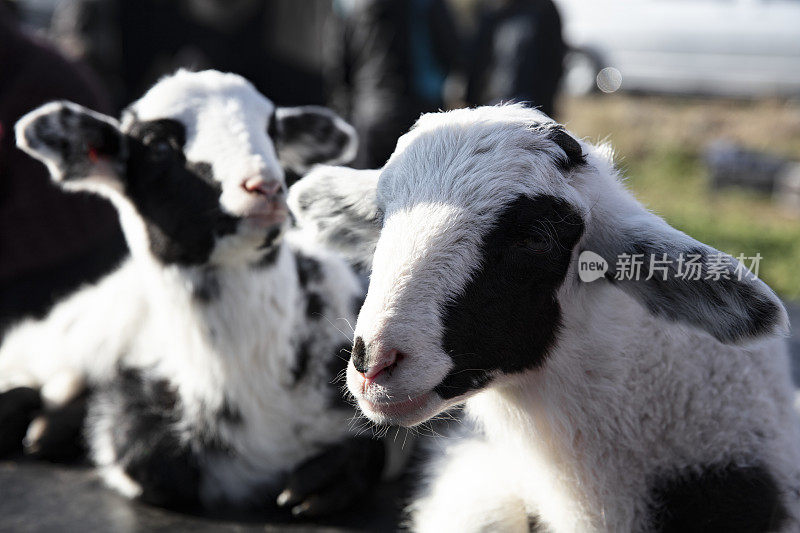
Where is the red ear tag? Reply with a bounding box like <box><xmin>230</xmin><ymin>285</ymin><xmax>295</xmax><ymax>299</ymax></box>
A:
<box><xmin>87</xmin><ymin>147</ymin><xmax>99</xmax><ymax>163</ymax></box>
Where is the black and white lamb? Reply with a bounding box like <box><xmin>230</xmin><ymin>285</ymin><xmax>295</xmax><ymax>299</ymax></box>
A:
<box><xmin>0</xmin><ymin>70</ymin><xmax>385</xmax><ymax>515</ymax></box>
<box><xmin>289</xmin><ymin>104</ymin><xmax>800</xmax><ymax>532</ymax></box>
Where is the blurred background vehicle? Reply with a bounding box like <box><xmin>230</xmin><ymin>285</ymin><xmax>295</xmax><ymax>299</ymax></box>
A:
<box><xmin>557</xmin><ymin>0</ymin><xmax>800</xmax><ymax>97</ymax></box>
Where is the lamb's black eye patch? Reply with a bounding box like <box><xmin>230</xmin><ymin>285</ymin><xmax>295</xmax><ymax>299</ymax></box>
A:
<box><xmin>436</xmin><ymin>195</ymin><xmax>584</xmax><ymax>399</ymax></box>
<box><xmin>127</xmin><ymin>118</ymin><xmax>187</xmax><ymax>150</ymax></box>
<box><xmin>121</xmin><ymin>118</ymin><xmax>238</xmax><ymax>266</ymax></box>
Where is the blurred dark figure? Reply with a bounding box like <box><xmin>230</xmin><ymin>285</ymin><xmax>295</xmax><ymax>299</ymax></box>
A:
<box><xmin>51</xmin><ymin>0</ymin><xmax>333</xmax><ymax>111</ymax></box>
<box><xmin>0</xmin><ymin>3</ymin><xmax>126</xmax><ymax>333</ymax></box>
<box><xmin>466</xmin><ymin>0</ymin><xmax>565</xmax><ymax>118</ymax></box>
<box><xmin>327</xmin><ymin>0</ymin><xmax>463</xmax><ymax>169</ymax></box>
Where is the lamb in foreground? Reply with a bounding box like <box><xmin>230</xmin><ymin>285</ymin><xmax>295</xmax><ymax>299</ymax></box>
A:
<box><xmin>290</xmin><ymin>104</ymin><xmax>800</xmax><ymax>532</ymax></box>
<box><xmin>0</xmin><ymin>70</ymin><xmax>385</xmax><ymax>515</ymax></box>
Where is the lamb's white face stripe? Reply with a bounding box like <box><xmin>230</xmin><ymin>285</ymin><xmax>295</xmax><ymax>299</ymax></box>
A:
<box><xmin>353</xmin><ymin>204</ymin><xmax>466</xmax><ymax>398</ymax></box>
<box><xmin>123</xmin><ymin>70</ymin><xmax>284</xmax><ymax>218</ymax></box>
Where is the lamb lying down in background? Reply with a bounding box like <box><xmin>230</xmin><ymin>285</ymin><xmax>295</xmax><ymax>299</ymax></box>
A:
<box><xmin>290</xmin><ymin>104</ymin><xmax>800</xmax><ymax>532</ymax></box>
<box><xmin>0</xmin><ymin>70</ymin><xmax>385</xmax><ymax>515</ymax></box>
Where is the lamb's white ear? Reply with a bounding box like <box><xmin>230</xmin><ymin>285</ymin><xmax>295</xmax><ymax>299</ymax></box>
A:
<box><xmin>585</xmin><ymin>200</ymin><xmax>788</xmax><ymax>344</ymax></box>
<box><xmin>15</xmin><ymin>101</ymin><xmax>126</xmax><ymax>195</ymax></box>
<box><xmin>288</xmin><ymin>165</ymin><xmax>381</xmax><ymax>271</ymax></box>
<box><xmin>272</xmin><ymin>106</ymin><xmax>358</xmax><ymax>174</ymax></box>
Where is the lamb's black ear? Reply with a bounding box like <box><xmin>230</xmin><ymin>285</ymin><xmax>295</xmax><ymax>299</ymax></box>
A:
<box><xmin>288</xmin><ymin>165</ymin><xmax>381</xmax><ymax>271</ymax></box>
<box><xmin>542</xmin><ymin>124</ymin><xmax>586</xmax><ymax>170</ymax></box>
<box><xmin>585</xmin><ymin>204</ymin><xmax>788</xmax><ymax>345</ymax></box>
<box><xmin>272</xmin><ymin>106</ymin><xmax>358</xmax><ymax>174</ymax></box>
<box><xmin>15</xmin><ymin>101</ymin><xmax>126</xmax><ymax>194</ymax></box>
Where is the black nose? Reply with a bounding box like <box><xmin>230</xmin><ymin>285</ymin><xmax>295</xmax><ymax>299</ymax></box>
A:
<box><xmin>352</xmin><ymin>336</ymin><xmax>367</xmax><ymax>373</ymax></box>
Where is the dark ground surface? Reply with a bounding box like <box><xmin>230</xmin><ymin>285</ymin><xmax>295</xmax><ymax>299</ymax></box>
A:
<box><xmin>0</xmin><ymin>459</ymin><xmax>409</xmax><ymax>533</ymax></box>
<box><xmin>1</xmin><ymin>304</ymin><xmax>799</xmax><ymax>533</ymax></box>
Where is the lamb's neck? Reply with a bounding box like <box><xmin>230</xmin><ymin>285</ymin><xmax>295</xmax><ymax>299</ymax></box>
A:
<box><xmin>469</xmin><ymin>349</ymin><xmax>622</xmax><ymax>460</ymax></box>
<box><xmin>133</xmin><ymin>244</ymin><xmax>292</xmax><ymax>313</ymax></box>
<box><xmin>130</xmin><ymin>243</ymin><xmax>299</xmax><ymax>397</ymax></box>
<box><xmin>464</xmin><ymin>289</ymin><xmax>649</xmax><ymax>530</ymax></box>
<box><xmin>465</xmin><ymin>368</ymin><xmax>634</xmax><ymax>530</ymax></box>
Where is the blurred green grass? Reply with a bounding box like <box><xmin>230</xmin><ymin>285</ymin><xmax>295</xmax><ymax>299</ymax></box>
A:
<box><xmin>560</xmin><ymin>95</ymin><xmax>800</xmax><ymax>300</ymax></box>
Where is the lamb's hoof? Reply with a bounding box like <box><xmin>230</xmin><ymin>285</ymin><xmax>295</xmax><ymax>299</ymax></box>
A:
<box><xmin>276</xmin><ymin>436</ymin><xmax>385</xmax><ymax>518</ymax></box>
<box><xmin>23</xmin><ymin>392</ymin><xmax>88</xmax><ymax>462</ymax></box>
<box><xmin>0</xmin><ymin>387</ymin><xmax>42</xmax><ymax>457</ymax></box>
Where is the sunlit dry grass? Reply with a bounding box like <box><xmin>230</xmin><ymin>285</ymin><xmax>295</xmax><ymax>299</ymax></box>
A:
<box><xmin>559</xmin><ymin>94</ymin><xmax>800</xmax><ymax>299</ymax></box>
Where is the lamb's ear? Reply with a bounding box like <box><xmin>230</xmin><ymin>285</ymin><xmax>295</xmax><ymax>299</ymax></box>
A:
<box><xmin>585</xmin><ymin>203</ymin><xmax>788</xmax><ymax>344</ymax></box>
<box><xmin>288</xmin><ymin>165</ymin><xmax>381</xmax><ymax>271</ymax></box>
<box><xmin>540</xmin><ymin>123</ymin><xmax>586</xmax><ymax>170</ymax></box>
<box><xmin>272</xmin><ymin>106</ymin><xmax>358</xmax><ymax>174</ymax></box>
<box><xmin>15</xmin><ymin>101</ymin><xmax>126</xmax><ymax>195</ymax></box>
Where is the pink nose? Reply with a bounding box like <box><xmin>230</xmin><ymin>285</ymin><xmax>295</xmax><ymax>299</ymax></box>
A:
<box><xmin>242</xmin><ymin>176</ymin><xmax>282</xmax><ymax>197</ymax></box>
<box><xmin>355</xmin><ymin>347</ymin><xmax>401</xmax><ymax>389</ymax></box>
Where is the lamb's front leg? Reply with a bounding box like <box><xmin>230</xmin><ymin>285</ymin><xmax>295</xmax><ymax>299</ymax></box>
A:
<box><xmin>0</xmin><ymin>383</ymin><xmax>89</xmax><ymax>461</ymax></box>
<box><xmin>0</xmin><ymin>387</ymin><xmax>41</xmax><ymax>456</ymax></box>
<box><xmin>0</xmin><ymin>260</ymin><xmax>144</xmax><ymax>458</ymax></box>
<box><xmin>276</xmin><ymin>436</ymin><xmax>386</xmax><ymax>517</ymax></box>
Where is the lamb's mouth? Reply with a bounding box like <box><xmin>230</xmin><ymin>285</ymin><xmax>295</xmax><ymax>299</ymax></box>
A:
<box><xmin>241</xmin><ymin>199</ymin><xmax>289</xmax><ymax>227</ymax></box>
<box><xmin>356</xmin><ymin>390</ymin><xmax>441</xmax><ymax>427</ymax></box>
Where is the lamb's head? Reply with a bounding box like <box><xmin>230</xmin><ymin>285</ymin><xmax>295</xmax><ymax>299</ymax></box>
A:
<box><xmin>15</xmin><ymin>69</ymin><xmax>356</xmax><ymax>267</ymax></box>
<box><xmin>289</xmin><ymin>104</ymin><xmax>788</xmax><ymax>427</ymax></box>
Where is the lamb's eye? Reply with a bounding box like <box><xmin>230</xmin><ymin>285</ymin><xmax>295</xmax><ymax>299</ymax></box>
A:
<box><xmin>513</xmin><ymin>234</ymin><xmax>549</xmax><ymax>253</ymax></box>
<box><xmin>148</xmin><ymin>139</ymin><xmax>172</xmax><ymax>158</ymax></box>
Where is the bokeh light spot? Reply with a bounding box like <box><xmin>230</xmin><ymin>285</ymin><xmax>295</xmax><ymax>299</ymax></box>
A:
<box><xmin>597</xmin><ymin>67</ymin><xmax>623</xmax><ymax>93</ymax></box>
